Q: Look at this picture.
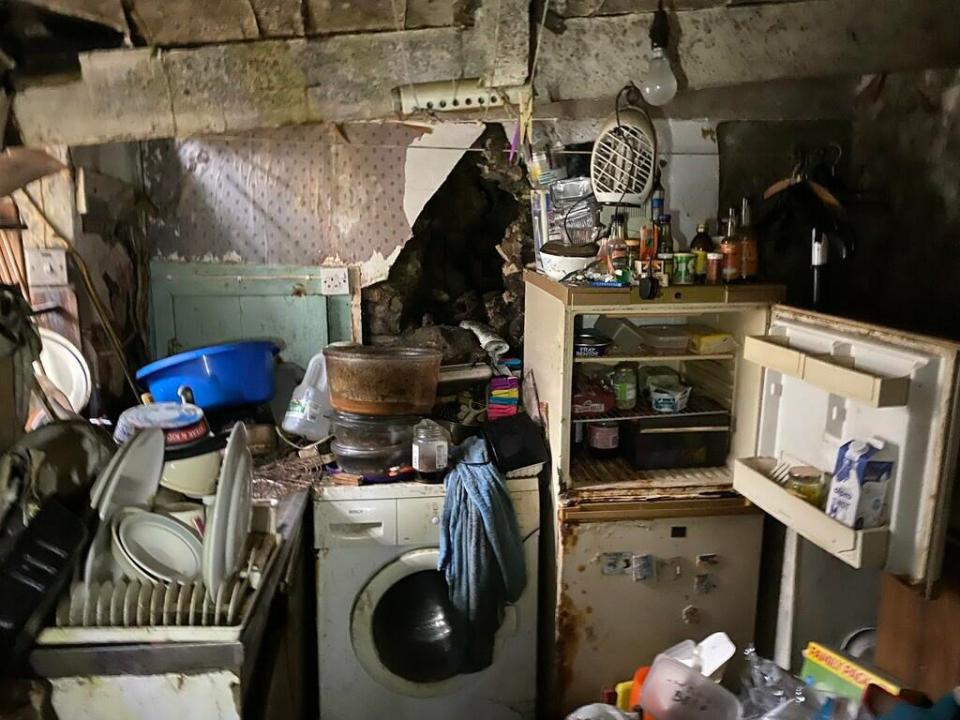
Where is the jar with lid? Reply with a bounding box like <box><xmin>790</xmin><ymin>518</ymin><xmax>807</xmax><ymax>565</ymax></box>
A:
<box><xmin>412</xmin><ymin>419</ymin><xmax>452</xmax><ymax>483</ymax></box>
<box><xmin>587</xmin><ymin>422</ymin><xmax>619</xmax><ymax>459</ymax></box>
<box><xmin>705</xmin><ymin>252</ymin><xmax>723</xmax><ymax>285</ymax></box>
<box><xmin>612</xmin><ymin>363</ymin><xmax>638</xmax><ymax>411</ymax></box>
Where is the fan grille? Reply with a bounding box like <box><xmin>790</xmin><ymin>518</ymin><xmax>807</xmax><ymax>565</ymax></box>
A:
<box><xmin>591</xmin><ymin>122</ymin><xmax>656</xmax><ymax>200</ymax></box>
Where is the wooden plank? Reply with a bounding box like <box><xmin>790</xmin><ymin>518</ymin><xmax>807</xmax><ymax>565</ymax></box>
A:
<box><xmin>129</xmin><ymin>0</ymin><xmax>259</xmax><ymax>44</ymax></box>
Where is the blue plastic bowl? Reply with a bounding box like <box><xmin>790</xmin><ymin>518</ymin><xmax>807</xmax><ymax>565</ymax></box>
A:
<box><xmin>136</xmin><ymin>341</ymin><xmax>279</xmax><ymax>410</ymax></box>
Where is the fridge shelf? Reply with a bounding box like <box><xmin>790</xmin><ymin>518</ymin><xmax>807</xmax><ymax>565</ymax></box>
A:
<box><xmin>574</xmin><ymin>350</ymin><xmax>735</xmax><ymax>365</ymax></box>
<box><xmin>569</xmin><ymin>455</ymin><xmax>734</xmax><ymax>502</ymax></box>
<box><xmin>743</xmin><ymin>335</ymin><xmax>910</xmax><ymax>408</ymax></box>
<box><xmin>732</xmin><ymin>457</ymin><xmax>889</xmax><ymax>569</ymax></box>
<box><xmin>572</xmin><ymin>395</ymin><xmax>726</xmax><ymax>424</ymax></box>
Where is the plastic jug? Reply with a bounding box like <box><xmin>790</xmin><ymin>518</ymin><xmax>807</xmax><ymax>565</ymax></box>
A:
<box><xmin>282</xmin><ymin>352</ymin><xmax>332</xmax><ymax>441</ymax></box>
<box><xmin>640</xmin><ymin>656</ymin><xmax>741</xmax><ymax>720</ymax></box>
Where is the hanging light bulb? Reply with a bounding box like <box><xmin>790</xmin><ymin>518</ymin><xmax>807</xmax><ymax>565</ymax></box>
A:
<box><xmin>640</xmin><ymin>0</ymin><xmax>678</xmax><ymax>107</ymax></box>
<box><xmin>641</xmin><ymin>48</ymin><xmax>678</xmax><ymax>106</ymax></box>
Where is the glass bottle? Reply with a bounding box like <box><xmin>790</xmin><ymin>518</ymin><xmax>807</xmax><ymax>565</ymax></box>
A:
<box><xmin>649</xmin><ymin>171</ymin><xmax>665</xmax><ymax>224</ymax></box>
<box><xmin>612</xmin><ymin>363</ymin><xmax>638</xmax><ymax>411</ymax></box>
<box><xmin>607</xmin><ymin>214</ymin><xmax>629</xmax><ymax>273</ymax></box>
<box><xmin>720</xmin><ymin>208</ymin><xmax>741</xmax><ymax>284</ymax></box>
<box><xmin>689</xmin><ymin>222</ymin><xmax>714</xmax><ymax>284</ymax></box>
<box><xmin>657</xmin><ymin>214</ymin><xmax>674</xmax><ymax>254</ymax></box>
<box><xmin>412</xmin><ymin>419</ymin><xmax>451</xmax><ymax>483</ymax></box>
<box><xmin>739</xmin><ymin>197</ymin><xmax>759</xmax><ymax>281</ymax></box>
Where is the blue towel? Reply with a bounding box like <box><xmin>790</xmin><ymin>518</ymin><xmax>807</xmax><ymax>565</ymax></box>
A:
<box><xmin>438</xmin><ymin>436</ymin><xmax>526</xmax><ymax>671</ymax></box>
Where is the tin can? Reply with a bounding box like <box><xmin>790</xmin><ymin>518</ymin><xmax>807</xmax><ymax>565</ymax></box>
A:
<box><xmin>673</xmin><ymin>252</ymin><xmax>695</xmax><ymax>285</ymax></box>
<box><xmin>706</xmin><ymin>252</ymin><xmax>723</xmax><ymax>284</ymax></box>
<box><xmin>587</xmin><ymin>421</ymin><xmax>619</xmax><ymax>459</ymax></box>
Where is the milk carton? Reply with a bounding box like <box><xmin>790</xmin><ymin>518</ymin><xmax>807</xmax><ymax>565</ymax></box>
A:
<box><xmin>826</xmin><ymin>440</ymin><xmax>894</xmax><ymax>529</ymax></box>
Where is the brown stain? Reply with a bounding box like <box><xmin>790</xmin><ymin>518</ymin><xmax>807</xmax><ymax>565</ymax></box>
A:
<box><xmin>577</xmin><ymin>564</ymin><xmax>586</xmax><ymax>573</ymax></box>
<box><xmin>291</xmin><ymin>283</ymin><xmax>307</xmax><ymax>297</ymax></box>
<box><xmin>585</xmin><ymin>624</ymin><xmax>597</xmax><ymax>645</ymax></box>
<box><xmin>555</xmin><ymin>587</ymin><xmax>585</xmax><ymax>700</ymax></box>
<box><xmin>585</xmin><ymin>605</ymin><xmax>593</xmax><ymax>614</ymax></box>
<box><xmin>700</xmin><ymin>126</ymin><xmax>717</xmax><ymax>142</ymax></box>
<box><xmin>561</xmin><ymin>521</ymin><xmax>579</xmax><ymax>549</ymax></box>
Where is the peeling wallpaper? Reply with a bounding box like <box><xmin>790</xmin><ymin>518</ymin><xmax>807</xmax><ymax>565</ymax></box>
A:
<box><xmin>143</xmin><ymin>122</ymin><xmax>425</xmax><ymax>281</ymax></box>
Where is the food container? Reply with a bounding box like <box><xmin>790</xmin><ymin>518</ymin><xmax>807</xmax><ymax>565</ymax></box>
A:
<box><xmin>136</xmin><ymin>341</ymin><xmax>278</xmax><ymax>411</ymax></box>
<box><xmin>636</xmin><ymin>324</ymin><xmax>690</xmax><ymax>351</ymax></box>
<box><xmin>114</xmin><ymin>402</ymin><xmax>210</xmax><ymax>447</ymax></box>
<box><xmin>620</xmin><ymin>408</ymin><xmax>730</xmax><ymax>470</ymax></box>
<box><xmin>160</xmin><ymin>434</ymin><xmax>226</xmax><ymax>498</ymax></box>
<box><xmin>706</xmin><ymin>252</ymin><xmax>723</xmax><ymax>285</ymax></box>
<box><xmin>649</xmin><ymin>384</ymin><xmax>692</xmax><ymax>413</ymax></box>
<box><xmin>330</xmin><ymin>439</ymin><xmax>412</xmax><ymax>477</ymax></box>
<box><xmin>587</xmin><ymin>421</ymin><xmax>619</xmax><ymax>459</ymax></box>
<box><xmin>324</xmin><ymin>345</ymin><xmax>442</xmax><ymax>416</ymax></box>
<box><xmin>640</xmin><ymin>656</ymin><xmax>741</xmax><ymax>720</ymax></box>
<box><xmin>574</xmin><ymin>331</ymin><xmax>612</xmax><ymax>358</ymax></box>
<box><xmin>672</xmin><ymin>252</ymin><xmax>695</xmax><ymax>285</ymax></box>
<box><xmin>331</xmin><ymin>411</ymin><xmax>416</xmax><ymax>449</ymax></box>
<box><xmin>638</xmin><ymin>366</ymin><xmax>681</xmax><ymax>393</ymax></box>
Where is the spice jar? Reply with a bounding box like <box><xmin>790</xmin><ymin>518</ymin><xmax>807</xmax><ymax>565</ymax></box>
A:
<box><xmin>706</xmin><ymin>252</ymin><xmax>723</xmax><ymax>285</ymax></box>
<box><xmin>412</xmin><ymin>419</ymin><xmax>451</xmax><ymax>483</ymax></box>
<box><xmin>612</xmin><ymin>364</ymin><xmax>638</xmax><ymax>411</ymax></box>
<box><xmin>587</xmin><ymin>422</ymin><xmax>619</xmax><ymax>459</ymax></box>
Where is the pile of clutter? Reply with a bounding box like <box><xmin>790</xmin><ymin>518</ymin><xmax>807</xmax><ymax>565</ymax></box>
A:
<box><xmin>566</xmin><ymin>633</ymin><xmax>954</xmax><ymax>720</ymax></box>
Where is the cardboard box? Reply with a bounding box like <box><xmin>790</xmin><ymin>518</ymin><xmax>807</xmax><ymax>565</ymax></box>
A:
<box><xmin>800</xmin><ymin>642</ymin><xmax>901</xmax><ymax>703</ymax></box>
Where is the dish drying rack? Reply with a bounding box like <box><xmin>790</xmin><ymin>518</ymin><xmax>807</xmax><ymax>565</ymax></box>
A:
<box><xmin>37</xmin><ymin>504</ymin><xmax>281</xmax><ymax>645</ymax></box>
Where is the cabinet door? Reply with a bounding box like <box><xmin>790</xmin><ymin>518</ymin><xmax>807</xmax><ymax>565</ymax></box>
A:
<box><xmin>735</xmin><ymin>305</ymin><xmax>960</xmax><ymax>586</ymax></box>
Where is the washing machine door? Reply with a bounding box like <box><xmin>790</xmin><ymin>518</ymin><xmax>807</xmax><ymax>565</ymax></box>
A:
<box><xmin>351</xmin><ymin>547</ymin><xmax>473</xmax><ymax>698</ymax></box>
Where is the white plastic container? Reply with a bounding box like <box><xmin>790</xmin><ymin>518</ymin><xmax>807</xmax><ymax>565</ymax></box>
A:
<box><xmin>640</xmin><ymin>656</ymin><xmax>741</xmax><ymax>720</ymax></box>
<box><xmin>281</xmin><ymin>353</ymin><xmax>332</xmax><ymax>441</ymax></box>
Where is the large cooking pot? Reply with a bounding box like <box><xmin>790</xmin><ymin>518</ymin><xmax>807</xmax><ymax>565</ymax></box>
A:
<box><xmin>323</xmin><ymin>345</ymin><xmax>442</xmax><ymax>416</ymax></box>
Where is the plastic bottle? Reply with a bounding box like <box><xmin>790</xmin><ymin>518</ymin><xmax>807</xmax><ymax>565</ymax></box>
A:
<box><xmin>281</xmin><ymin>352</ymin><xmax>332</xmax><ymax>441</ymax></box>
<box><xmin>690</xmin><ymin>223</ymin><xmax>714</xmax><ymax>284</ymax></box>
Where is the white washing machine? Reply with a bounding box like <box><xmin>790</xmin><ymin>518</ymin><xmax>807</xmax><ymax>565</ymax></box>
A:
<box><xmin>314</xmin><ymin>477</ymin><xmax>539</xmax><ymax>719</ymax></box>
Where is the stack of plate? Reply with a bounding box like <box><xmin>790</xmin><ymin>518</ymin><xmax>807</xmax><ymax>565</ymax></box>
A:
<box><xmin>110</xmin><ymin>508</ymin><xmax>203</xmax><ymax>585</ymax></box>
<box><xmin>54</xmin><ymin>577</ymin><xmax>252</xmax><ymax>628</ymax></box>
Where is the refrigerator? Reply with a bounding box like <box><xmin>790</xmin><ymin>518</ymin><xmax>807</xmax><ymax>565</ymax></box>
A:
<box><xmin>522</xmin><ymin>272</ymin><xmax>960</xmax><ymax>716</ymax></box>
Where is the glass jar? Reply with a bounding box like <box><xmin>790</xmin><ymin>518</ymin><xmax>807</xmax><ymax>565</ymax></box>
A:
<box><xmin>706</xmin><ymin>252</ymin><xmax>723</xmax><ymax>285</ymax></box>
<box><xmin>412</xmin><ymin>419</ymin><xmax>451</xmax><ymax>483</ymax></box>
<box><xmin>612</xmin><ymin>363</ymin><xmax>638</xmax><ymax>411</ymax></box>
<box><xmin>607</xmin><ymin>214</ymin><xmax>629</xmax><ymax>272</ymax></box>
<box><xmin>587</xmin><ymin>422</ymin><xmax>619</xmax><ymax>459</ymax></box>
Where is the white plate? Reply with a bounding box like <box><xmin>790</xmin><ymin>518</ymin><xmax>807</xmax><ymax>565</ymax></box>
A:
<box><xmin>96</xmin><ymin>428</ymin><xmax>165</xmax><ymax>521</ymax></box>
<box><xmin>96</xmin><ymin>581</ymin><xmax>113</xmax><ymax>626</ymax></box>
<box><xmin>111</xmin><ymin>510</ymin><xmax>155</xmax><ymax>584</ymax></box>
<box><xmin>119</xmin><ymin>512</ymin><xmax>203</xmax><ymax>584</ymax></box>
<box><xmin>37</xmin><ymin>327</ymin><xmax>91</xmax><ymax>413</ymax></box>
<box><xmin>224</xmin><ymin>446</ymin><xmax>252</xmax><ymax>578</ymax></box>
<box><xmin>68</xmin><ymin>584</ymin><xmax>85</xmax><ymax>626</ymax></box>
<box><xmin>163</xmin><ymin>582</ymin><xmax>179</xmax><ymax>626</ymax></box>
<box><xmin>227</xmin><ymin>577</ymin><xmax>247</xmax><ymax>625</ymax></box>
<box><xmin>189</xmin><ymin>582</ymin><xmax>203</xmax><ymax>626</ymax></box>
<box><xmin>149</xmin><ymin>582</ymin><xmax>164</xmax><ymax>625</ymax></box>
<box><xmin>123</xmin><ymin>581</ymin><xmax>139</xmax><ymax>627</ymax></box>
<box><xmin>111</xmin><ymin>580</ymin><xmax>127</xmax><ymax>627</ymax></box>
<box><xmin>136</xmin><ymin>581</ymin><xmax>152</xmax><ymax>626</ymax></box>
<box><xmin>201</xmin><ymin>586</ymin><xmax>213</xmax><ymax>626</ymax></box>
<box><xmin>175</xmin><ymin>582</ymin><xmax>190</xmax><ymax>626</ymax></box>
<box><xmin>82</xmin><ymin>585</ymin><xmax>96</xmax><ymax>627</ymax></box>
<box><xmin>83</xmin><ymin>522</ymin><xmax>114</xmax><ymax>590</ymax></box>
<box><xmin>203</xmin><ymin>423</ymin><xmax>247</xmax><ymax>600</ymax></box>
<box><xmin>214</xmin><ymin>578</ymin><xmax>231</xmax><ymax>626</ymax></box>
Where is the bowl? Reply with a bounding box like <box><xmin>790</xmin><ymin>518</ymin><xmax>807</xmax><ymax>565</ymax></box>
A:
<box><xmin>539</xmin><ymin>251</ymin><xmax>596</xmax><ymax>281</ymax></box>
<box><xmin>160</xmin><ymin>443</ymin><xmax>222</xmax><ymax>498</ymax></box>
<box><xmin>331</xmin><ymin>439</ymin><xmax>412</xmax><ymax>477</ymax></box>
<box><xmin>324</xmin><ymin>345</ymin><xmax>441</xmax><ymax>416</ymax></box>
<box><xmin>136</xmin><ymin>341</ymin><xmax>279</xmax><ymax>411</ymax></box>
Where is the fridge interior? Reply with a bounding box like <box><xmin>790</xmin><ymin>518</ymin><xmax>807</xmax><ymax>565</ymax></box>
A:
<box><xmin>566</xmin><ymin>307</ymin><xmax>769</xmax><ymax>497</ymax></box>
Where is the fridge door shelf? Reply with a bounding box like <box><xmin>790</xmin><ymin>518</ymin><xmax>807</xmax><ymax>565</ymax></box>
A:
<box><xmin>743</xmin><ymin>335</ymin><xmax>910</xmax><ymax>408</ymax></box>
<box><xmin>733</xmin><ymin>457</ymin><xmax>889</xmax><ymax>569</ymax></box>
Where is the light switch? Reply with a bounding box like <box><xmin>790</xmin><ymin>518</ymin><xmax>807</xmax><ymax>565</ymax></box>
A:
<box><xmin>25</xmin><ymin>248</ymin><xmax>68</xmax><ymax>286</ymax></box>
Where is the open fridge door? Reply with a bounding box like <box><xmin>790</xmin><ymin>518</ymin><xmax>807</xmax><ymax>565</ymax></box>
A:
<box><xmin>733</xmin><ymin>306</ymin><xmax>960</xmax><ymax>588</ymax></box>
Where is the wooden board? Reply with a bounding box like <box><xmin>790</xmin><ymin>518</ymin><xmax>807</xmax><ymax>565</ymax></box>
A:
<box><xmin>150</xmin><ymin>262</ymin><xmax>356</xmax><ymax>368</ymax></box>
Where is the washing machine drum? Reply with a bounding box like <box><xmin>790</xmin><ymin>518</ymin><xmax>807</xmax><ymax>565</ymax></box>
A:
<box><xmin>352</xmin><ymin>547</ymin><xmax>469</xmax><ymax>697</ymax></box>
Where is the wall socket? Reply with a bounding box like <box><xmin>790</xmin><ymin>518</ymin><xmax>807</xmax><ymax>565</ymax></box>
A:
<box><xmin>319</xmin><ymin>267</ymin><xmax>350</xmax><ymax>296</ymax></box>
<box><xmin>25</xmin><ymin>247</ymin><xmax>68</xmax><ymax>286</ymax></box>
